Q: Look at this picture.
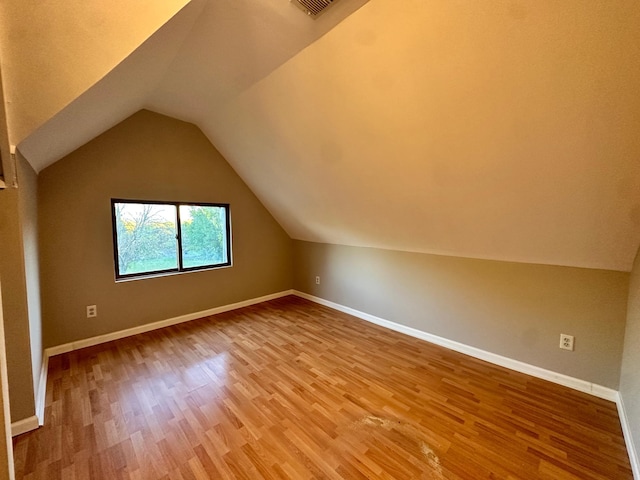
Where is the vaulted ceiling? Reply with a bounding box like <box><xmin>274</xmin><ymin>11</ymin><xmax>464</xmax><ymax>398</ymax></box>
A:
<box><xmin>1</xmin><ymin>0</ymin><xmax>639</xmax><ymax>271</ymax></box>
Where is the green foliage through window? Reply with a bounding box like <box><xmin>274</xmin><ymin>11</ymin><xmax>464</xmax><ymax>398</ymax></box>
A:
<box><xmin>112</xmin><ymin>200</ymin><xmax>231</xmax><ymax>279</ymax></box>
<box><xmin>180</xmin><ymin>205</ymin><xmax>228</xmax><ymax>269</ymax></box>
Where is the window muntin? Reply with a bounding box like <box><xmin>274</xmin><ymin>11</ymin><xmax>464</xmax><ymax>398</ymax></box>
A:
<box><xmin>112</xmin><ymin>199</ymin><xmax>231</xmax><ymax>279</ymax></box>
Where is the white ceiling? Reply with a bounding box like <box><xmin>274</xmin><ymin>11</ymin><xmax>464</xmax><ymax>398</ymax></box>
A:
<box><xmin>4</xmin><ymin>0</ymin><xmax>640</xmax><ymax>271</ymax></box>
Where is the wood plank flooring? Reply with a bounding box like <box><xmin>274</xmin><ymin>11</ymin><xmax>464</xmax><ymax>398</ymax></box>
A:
<box><xmin>13</xmin><ymin>296</ymin><xmax>633</xmax><ymax>479</ymax></box>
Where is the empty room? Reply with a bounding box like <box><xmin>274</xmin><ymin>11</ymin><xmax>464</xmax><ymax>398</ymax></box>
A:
<box><xmin>0</xmin><ymin>0</ymin><xmax>639</xmax><ymax>479</ymax></box>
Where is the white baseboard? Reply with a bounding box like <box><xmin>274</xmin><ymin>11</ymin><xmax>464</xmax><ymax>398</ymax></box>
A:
<box><xmin>35</xmin><ymin>290</ymin><xmax>293</xmax><ymax>433</ymax></box>
<box><xmin>11</xmin><ymin>415</ymin><xmax>38</xmax><ymax>437</ymax></box>
<box><xmin>616</xmin><ymin>393</ymin><xmax>640</xmax><ymax>480</ymax></box>
<box><xmin>294</xmin><ymin>291</ymin><xmax>640</xmax><ymax>476</ymax></box>
<box><xmin>33</xmin><ymin>289</ymin><xmax>636</xmax><ymax>474</ymax></box>
<box><xmin>35</xmin><ymin>354</ymin><xmax>48</xmax><ymax>426</ymax></box>
<box><xmin>31</xmin><ymin>289</ymin><xmax>638</xmax><ymax>475</ymax></box>
<box><xmin>293</xmin><ymin>290</ymin><xmax>618</xmax><ymax>402</ymax></box>
<box><xmin>46</xmin><ymin>290</ymin><xmax>295</xmax><ymax>358</ymax></box>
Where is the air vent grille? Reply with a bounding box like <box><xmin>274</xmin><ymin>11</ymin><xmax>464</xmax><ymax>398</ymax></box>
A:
<box><xmin>293</xmin><ymin>0</ymin><xmax>336</xmax><ymax>18</ymax></box>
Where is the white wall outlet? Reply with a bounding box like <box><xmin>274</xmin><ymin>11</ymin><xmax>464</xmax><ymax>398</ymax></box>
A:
<box><xmin>559</xmin><ymin>333</ymin><xmax>574</xmax><ymax>351</ymax></box>
<box><xmin>315</xmin><ymin>276</ymin><xmax>320</xmax><ymax>285</ymax></box>
<box><xmin>86</xmin><ymin>305</ymin><xmax>97</xmax><ymax>318</ymax></box>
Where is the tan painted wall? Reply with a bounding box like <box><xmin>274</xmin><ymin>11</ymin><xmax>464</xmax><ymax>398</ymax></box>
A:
<box><xmin>293</xmin><ymin>241</ymin><xmax>629</xmax><ymax>389</ymax></box>
<box><xmin>16</xmin><ymin>154</ymin><xmax>41</xmax><ymax>408</ymax></box>
<box><xmin>0</xmin><ymin>282</ymin><xmax>15</xmax><ymax>479</ymax></box>
<box><xmin>620</xmin><ymin>244</ymin><xmax>640</xmax><ymax>467</ymax></box>
<box><xmin>0</xmin><ymin>55</ymin><xmax>15</xmax><ymax>478</ymax></box>
<box><xmin>38</xmin><ymin>110</ymin><xmax>292</xmax><ymax>348</ymax></box>
<box><xmin>0</xmin><ymin>50</ymin><xmax>11</xmax><ymax>186</ymax></box>
<box><xmin>0</xmin><ymin>188</ymin><xmax>36</xmax><ymax>422</ymax></box>
<box><xmin>0</xmin><ymin>0</ymin><xmax>189</xmax><ymax>146</ymax></box>
<box><xmin>0</xmin><ymin>36</ymin><xmax>35</xmax><ymax>430</ymax></box>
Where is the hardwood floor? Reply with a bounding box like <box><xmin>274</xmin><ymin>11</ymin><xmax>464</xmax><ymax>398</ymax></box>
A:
<box><xmin>13</xmin><ymin>296</ymin><xmax>632</xmax><ymax>479</ymax></box>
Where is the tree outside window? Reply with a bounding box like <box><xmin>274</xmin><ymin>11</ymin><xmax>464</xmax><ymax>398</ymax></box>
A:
<box><xmin>112</xmin><ymin>200</ymin><xmax>231</xmax><ymax>279</ymax></box>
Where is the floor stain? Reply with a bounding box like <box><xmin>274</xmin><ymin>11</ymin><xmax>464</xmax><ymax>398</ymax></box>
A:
<box><xmin>420</xmin><ymin>441</ymin><xmax>444</xmax><ymax>476</ymax></box>
<box><xmin>344</xmin><ymin>415</ymin><xmax>445</xmax><ymax>479</ymax></box>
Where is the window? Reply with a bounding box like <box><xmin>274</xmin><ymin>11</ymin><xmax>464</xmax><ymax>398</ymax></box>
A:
<box><xmin>111</xmin><ymin>199</ymin><xmax>231</xmax><ymax>279</ymax></box>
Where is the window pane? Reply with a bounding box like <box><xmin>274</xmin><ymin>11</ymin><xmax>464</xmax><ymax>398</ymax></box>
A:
<box><xmin>114</xmin><ymin>203</ymin><xmax>178</xmax><ymax>276</ymax></box>
<box><xmin>180</xmin><ymin>205</ymin><xmax>228</xmax><ymax>269</ymax></box>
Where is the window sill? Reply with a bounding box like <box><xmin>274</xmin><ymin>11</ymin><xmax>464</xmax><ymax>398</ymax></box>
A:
<box><xmin>115</xmin><ymin>263</ymin><xmax>233</xmax><ymax>283</ymax></box>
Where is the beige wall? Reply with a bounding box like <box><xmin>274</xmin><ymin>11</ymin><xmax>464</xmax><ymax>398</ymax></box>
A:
<box><xmin>293</xmin><ymin>241</ymin><xmax>629</xmax><ymax>389</ymax></box>
<box><xmin>0</xmin><ymin>0</ymin><xmax>188</xmax><ymax>145</ymax></box>
<box><xmin>0</xmin><ymin>283</ymin><xmax>15</xmax><ymax>479</ymax></box>
<box><xmin>38</xmin><ymin>110</ymin><xmax>292</xmax><ymax>348</ymax></box>
<box><xmin>0</xmin><ymin>53</ymin><xmax>11</xmax><ymax>186</ymax></box>
<box><xmin>0</xmin><ymin>40</ymin><xmax>35</xmax><ymax>428</ymax></box>
<box><xmin>16</xmin><ymin>154</ymin><xmax>42</xmax><ymax>409</ymax></box>
<box><xmin>620</xmin><ymin>244</ymin><xmax>640</xmax><ymax>469</ymax></box>
<box><xmin>0</xmin><ymin>187</ymin><xmax>36</xmax><ymax>422</ymax></box>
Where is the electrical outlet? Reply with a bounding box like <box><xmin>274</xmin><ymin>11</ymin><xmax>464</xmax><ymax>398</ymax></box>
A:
<box><xmin>315</xmin><ymin>276</ymin><xmax>320</xmax><ymax>285</ymax></box>
<box><xmin>559</xmin><ymin>333</ymin><xmax>574</xmax><ymax>351</ymax></box>
<box><xmin>86</xmin><ymin>305</ymin><xmax>97</xmax><ymax>318</ymax></box>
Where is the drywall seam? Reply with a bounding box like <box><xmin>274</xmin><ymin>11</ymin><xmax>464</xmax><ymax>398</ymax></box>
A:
<box><xmin>293</xmin><ymin>290</ymin><xmax>618</xmax><ymax>402</ymax></box>
<box><xmin>45</xmin><ymin>290</ymin><xmax>295</xmax><ymax>357</ymax></box>
<box><xmin>617</xmin><ymin>392</ymin><xmax>640</xmax><ymax>480</ymax></box>
<box><xmin>10</xmin><ymin>415</ymin><xmax>38</xmax><ymax>437</ymax></box>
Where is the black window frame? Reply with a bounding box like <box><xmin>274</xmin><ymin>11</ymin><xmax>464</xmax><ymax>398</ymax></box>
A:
<box><xmin>111</xmin><ymin>198</ymin><xmax>232</xmax><ymax>280</ymax></box>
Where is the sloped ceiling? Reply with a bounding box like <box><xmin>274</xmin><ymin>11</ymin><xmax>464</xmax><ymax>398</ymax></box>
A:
<box><xmin>5</xmin><ymin>0</ymin><xmax>640</xmax><ymax>271</ymax></box>
<box><xmin>17</xmin><ymin>0</ymin><xmax>206</xmax><ymax>164</ymax></box>
<box><xmin>201</xmin><ymin>0</ymin><xmax>640</xmax><ymax>272</ymax></box>
<box><xmin>0</xmin><ymin>0</ymin><xmax>191</xmax><ymax>145</ymax></box>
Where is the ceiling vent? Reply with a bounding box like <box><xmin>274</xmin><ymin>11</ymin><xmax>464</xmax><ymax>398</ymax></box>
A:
<box><xmin>292</xmin><ymin>0</ymin><xmax>337</xmax><ymax>18</ymax></box>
